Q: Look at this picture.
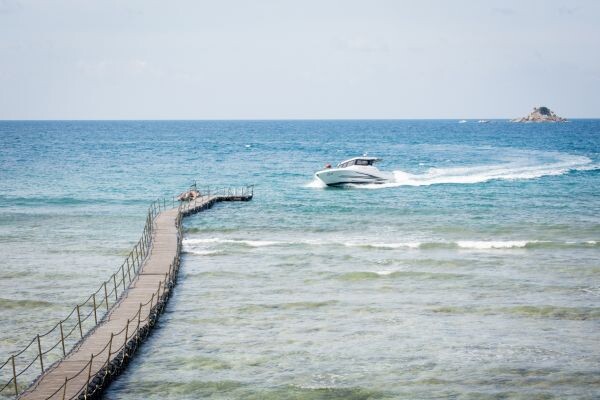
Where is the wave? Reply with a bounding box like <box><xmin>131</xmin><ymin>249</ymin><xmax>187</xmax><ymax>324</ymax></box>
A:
<box><xmin>0</xmin><ymin>298</ymin><xmax>55</xmax><ymax>309</ymax></box>
<box><xmin>183</xmin><ymin>238</ymin><xmax>282</xmax><ymax>247</ymax></box>
<box><xmin>174</xmin><ymin>356</ymin><xmax>232</xmax><ymax>371</ymax></box>
<box><xmin>344</xmin><ymin>241</ymin><xmax>422</xmax><ymax>249</ymax></box>
<box><xmin>456</xmin><ymin>240</ymin><xmax>532</xmax><ymax>249</ymax></box>
<box><xmin>318</xmin><ymin>150</ymin><xmax>596</xmax><ymax>189</ymax></box>
<box><xmin>183</xmin><ymin>249</ymin><xmax>224</xmax><ymax>256</ymax></box>
<box><xmin>182</xmin><ymin>237</ymin><xmax>599</xmax><ymax>251</ymax></box>
<box><xmin>304</xmin><ymin>179</ymin><xmax>327</xmax><ymax>188</ymax></box>
<box><xmin>431</xmin><ymin>305</ymin><xmax>600</xmax><ymax>320</ymax></box>
<box><xmin>338</xmin><ymin>270</ymin><xmax>467</xmax><ymax>281</ymax></box>
<box><xmin>237</xmin><ymin>300</ymin><xmax>338</xmax><ymax>313</ymax></box>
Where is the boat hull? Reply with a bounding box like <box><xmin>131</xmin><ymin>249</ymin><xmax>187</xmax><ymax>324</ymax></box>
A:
<box><xmin>315</xmin><ymin>167</ymin><xmax>391</xmax><ymax>186</ymax></box>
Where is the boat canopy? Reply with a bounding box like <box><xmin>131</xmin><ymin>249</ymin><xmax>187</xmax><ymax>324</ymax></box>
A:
<box><xmin>337</xmin><ymin>157</ymin><xmax>382</xmax><ymax>168</ymax></box>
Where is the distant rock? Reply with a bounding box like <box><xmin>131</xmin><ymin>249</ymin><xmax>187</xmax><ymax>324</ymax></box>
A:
<box><xmin>511</xmin><ymin>106</ymin><xmax>567</xmax><ymax>123</ymax></box>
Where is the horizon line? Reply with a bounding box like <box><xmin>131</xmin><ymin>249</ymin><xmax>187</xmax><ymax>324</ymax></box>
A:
<box><xmin>1</xmin><ymin>117</ymin><xmax>599</xmax><ymax>122</ymax></box>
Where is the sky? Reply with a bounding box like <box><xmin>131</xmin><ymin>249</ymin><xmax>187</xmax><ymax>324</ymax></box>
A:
<box><xmin>0</xmin><ymin>0</ymin><xmax>599</xmax><ymax>119</ymax></box>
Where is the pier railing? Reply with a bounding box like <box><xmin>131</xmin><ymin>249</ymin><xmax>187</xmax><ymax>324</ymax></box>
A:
<box><xmin>0</xmin><ymin>185</ymin><xmax>252</xmax><ymax>399</ymax></box>
<box><xmin>32</xmin><ymin>218</ymin><xmax>183</xmax><ymax>400</ymax></box>
<box><xmin>0</xmin><ymin>199</ymin><xmax>161</xmax><ymax>399</ymax></box>
<box><xmin>178</xmin><ymin>185</ymin><xmax>254</xmax><ymax>215</ymax></box>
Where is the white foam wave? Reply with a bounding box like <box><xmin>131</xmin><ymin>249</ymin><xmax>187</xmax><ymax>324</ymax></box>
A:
<box><xmin>183</xmin><ymin>237</ymin><xmax>593</xmax><ymax>251</ymax></box>
<box><xmin>183</xmin><ymin>238</ymin><xmax>222</xmax><ymax>244</ymax></box>
<box><xmin>184</xmin><ymin>249</ymin><xmax>222</xmax><ymax>256</ymax></box>
<box><xmin>456</xmin><ymin>240</ymin><xmax>537</xmax><ymax>249</ymax></box>
<box><xmin>304</xmin><ymin>179</ymin><xmax>327</xmax><ymax>188</ymax></box>
<box><xmin>356</xmin><ymin>152</ymin><xmax>595</xmax><ymax>189</ymax></box>
<box><xmin>183</xmin><ymin>238</ymin><xmax>283</xmax><ymax>247</ymax></box>
<box><xmin>344</xmin><ymin>242</ymin><xmax>421</xmax><ymax>249</ymax></box>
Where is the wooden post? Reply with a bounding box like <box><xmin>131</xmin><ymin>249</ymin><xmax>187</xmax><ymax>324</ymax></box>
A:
<box><xmin>113</xmin><ymin>274</ymin><xmax>118</xmax><ymax>301</ymax></box>
<box><xmin>59</xmin><ymin>320</ymin><xmax>66</xmax><ymax>356</ymax></box>
<box><xmin>163</xmin><ymin>272</ymin><xmax>167</xmax><ymax>290</ymax></box>
<box><xmin>143</xmin><ymin>224</ymin><xmax>148</xmax><ymax>250</ymax></box>
<box><xmin>128</xmin><ymin>253</ymin><xmax>134</xmax><ymax>275</ymax></box>
<box><xmin>121</xmin><ymin>265</ymin><xmax>126</xmax><ymax>290</ymax></box>
<box><xmin>124</xmin><ymin>319</ymin><xmax>130</xmax><ymax>348</ymax></box>
<box><xmin>104</xmin><ymin>281</ymin><xmax>109</xmax><ymax>311</ymax></box>
<box><xmin>107</xmin><ymin>333</ymin><xmax>113</xmax><ymax>365</ymax></box>
<box><xmin>92</xmin><ymin>294</ymin><xmax>98</xmax><ymax>325</ymax></box>
<box><xmin>140</xmin><ymin>235</ymin><xmax>145</xmax><ymax>258</ymax></box>
<box><xmin>62</xmin><ymin>376</ymin><xmax>67</xmax><ymax>400</ymax></box>
<box><xmin>37</xmin><ymin>334</ymin><xmax>44</xmax><ymax>372</ymax></box>
<box><xmin>134</xmin><ymin>246</ymin><xmax>140</xmax><ymax>268</ymax></box>
<box><xmin>76</xmin><ymin>305</ymin><xmax>83</xmax><ymax>338</ymax></box>
<box><xmin>127</xmin><ymin>257</ymin><xmax>132</xmax><ymax>283</ymax></box>
<box><xmin>137</xmin><ymin>303</ymin><xmax>142</xmax><ymax>330</ymax></box>
<box><xmin>85</xmin><ymin>353</ymin><xmax>94</xmax><ymax>397</ymax></box>
<box><xmin>11</xmin><ymin>354</ymin><xmax>18</xmax><ymax>397</ymax></box>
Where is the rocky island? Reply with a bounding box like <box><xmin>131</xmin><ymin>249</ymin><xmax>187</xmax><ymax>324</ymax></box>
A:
<box><xmin>511</xmin><ymin>106</ymin><xmax>567</xmax><ymax>122</ymax></box>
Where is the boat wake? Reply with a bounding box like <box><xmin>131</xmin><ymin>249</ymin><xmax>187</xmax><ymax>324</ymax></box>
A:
<box><xmin>351</xmin><ymin>151</ymin><xmax>596</xmax><ymax>189</ymax></box>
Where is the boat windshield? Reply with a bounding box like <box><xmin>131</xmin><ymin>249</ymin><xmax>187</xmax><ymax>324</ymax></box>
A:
<box><xmin>338</xmin><ymin>159</ymin><xmax>376</xmax><ymax>168</ymax></box>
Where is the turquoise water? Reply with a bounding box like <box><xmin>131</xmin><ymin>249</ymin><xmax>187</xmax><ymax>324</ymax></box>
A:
<box><xmin>1</xmin><ymin>120</ymin><xmax>599</xmax><ymax>399</ymax></box>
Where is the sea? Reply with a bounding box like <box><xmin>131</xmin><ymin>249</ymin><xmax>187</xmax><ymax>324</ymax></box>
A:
<box><xmin>0</xmin><ymin>120</ymin><xmax>599</xmax><ymax>399</ymax></box>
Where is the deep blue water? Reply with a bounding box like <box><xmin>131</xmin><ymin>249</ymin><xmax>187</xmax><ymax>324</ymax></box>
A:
<box><xmin>1</xmin><ymin>120</ymin><xmax>599</xmax><ymax>399</ymax></box>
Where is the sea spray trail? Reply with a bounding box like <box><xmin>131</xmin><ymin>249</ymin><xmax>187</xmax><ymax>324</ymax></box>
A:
<box><xmin>367</xmin><ymin>151</ymin><xmax>594</xmax><ymax>188</ymax></box>
<box><xmin>305</xmin><ymin>149</ymin><xmax>595</xmax><ymax>189</ymax></box>
<box><xmin>386</xmin><ymin>157</ymin><xmax>593</xmax><ymax>188</ymax></box>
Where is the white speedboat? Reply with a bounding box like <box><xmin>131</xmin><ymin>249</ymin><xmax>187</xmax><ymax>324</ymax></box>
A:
<box><xmin>314</xmin><ymin>157</ymin><xmax>392</xmax><ymax>186</ymax></box>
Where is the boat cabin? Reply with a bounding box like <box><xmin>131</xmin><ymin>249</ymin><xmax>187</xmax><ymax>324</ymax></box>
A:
<box><xmin>337</xmin><ymin>157</ymin><xmax>381</xmax><ymax>169</ymax></box>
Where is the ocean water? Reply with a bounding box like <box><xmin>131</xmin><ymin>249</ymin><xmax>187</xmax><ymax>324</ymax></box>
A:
<box><xmin>0</xmin><ymin>120</ymin><xmax>599</xmax><ymax>399</ymax></box>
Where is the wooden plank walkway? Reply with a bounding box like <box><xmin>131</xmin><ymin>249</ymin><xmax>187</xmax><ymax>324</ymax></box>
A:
<box><xmin>15</xmin><ymin>189</ymin><xmax>253</xmax><ymax>400</ymax></box>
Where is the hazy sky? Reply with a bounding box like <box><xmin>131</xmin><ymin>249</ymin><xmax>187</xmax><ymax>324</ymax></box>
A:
<box><xmin>1</xmin><ymin>0</ymin><xmax>599</xmax><ymax>119</ymax></box>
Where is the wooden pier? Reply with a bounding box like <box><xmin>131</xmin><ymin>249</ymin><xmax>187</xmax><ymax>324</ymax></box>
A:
<box><xmin>0</xmin><ymin>186</ymin><xmax>253</xmax><ymax>400</ymax></box>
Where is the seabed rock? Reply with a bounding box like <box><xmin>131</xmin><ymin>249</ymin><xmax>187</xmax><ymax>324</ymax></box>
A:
<box><xmin>511</xmin><ymin>106</ymin><xmax>567</xmax><ymax>122</ymax></box>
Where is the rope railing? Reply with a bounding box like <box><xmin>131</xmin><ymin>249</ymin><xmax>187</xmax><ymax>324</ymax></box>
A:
<box><xmin>0</xmin><ymin>185</ymin><xmax>251</xmax><ymax>399</ymax></box>
<box><xmin>178</xmin><ymin>185</ymin><xmax>254</xmax><ymax>215</ymax></box>
<box><xmin>45</xmin><ymin>211</ymin><xmax>183</xmax><ymax>400</ymax></box>
<box><xmin>0</xmin><ymin>198</ymin><xmax>165</xmax><ymax>398</ymax></box>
